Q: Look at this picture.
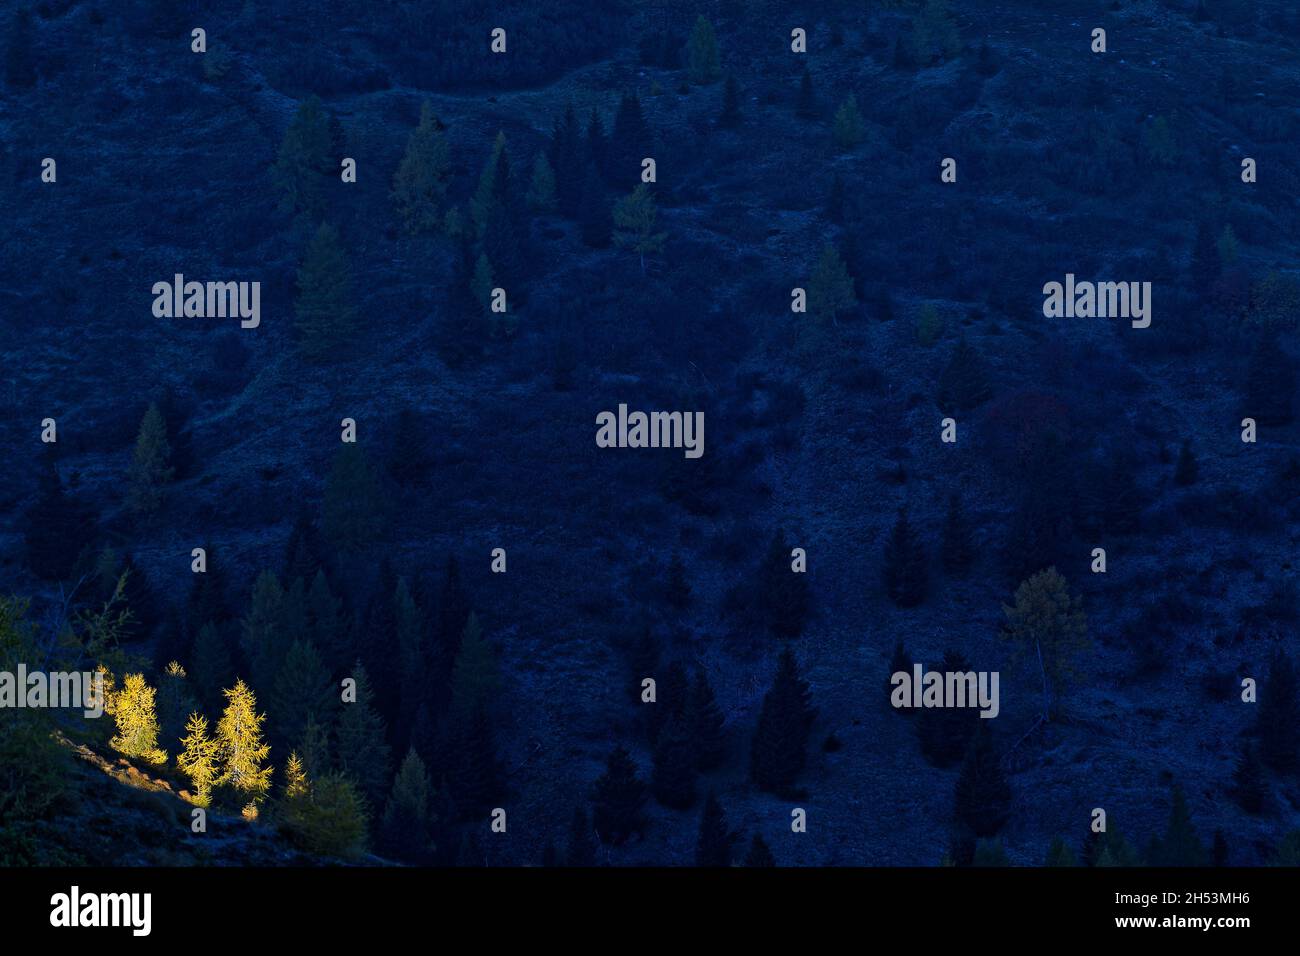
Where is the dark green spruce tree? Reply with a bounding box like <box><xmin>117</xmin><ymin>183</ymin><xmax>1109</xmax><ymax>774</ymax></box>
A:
<box><xmin>750</xmin><ymin>647</ymin><xmax>816</xmax><ymax>795</ymax></box>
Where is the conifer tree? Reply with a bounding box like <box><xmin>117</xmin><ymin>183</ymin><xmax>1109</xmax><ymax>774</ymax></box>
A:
<box><xmin>445</xmin><ymin>702</ymin><xmax>500</xmax><ymax>819</ymax></box>
<box><xmin>127</xmin><ymin>402</ymin><xmax>174</xmax><ymax>515</ymax></box>
<box><xmin>1258</xmin><ymin>647</ymin><xmax>1299</xmax><ymax>773</ymax></box>
<box><xmin>750</xmin><ymin>648</ymin><xmax>816</xmax><ymax>795</ymax></box>
<box><xmin>832</xmin><ymin>95</ymin><xmax>865</xmax><ymax>149</ymax></box>
<box><xmin>1045</xmin><ymin>836</ymin><xmax>1077</xmax><ymax>866</ymax></box>
<box><xmin>1149</xmin><ymin>786</ymin><xmax>1207</xmax><ymax>866</ymax></box>
<box><xmin>907</xmin><ymin>0</ymin><xmax>961</xmax><ymax>64</ymax></box>
<box><xmin>651</xmin><ymin>711</ymin><xmax>698</xmax><ymax>809</ymax></box>
<box><xmin>1244</xmin><ymin>335</ymin><xmax>1296</xmax><ymax>426</ymax></box>
<box><xmin>953</xmin><ymin>722</ymin><xmax>1011</xmax><ymax>837</ymax></box>
<box><xmin>1173</xmin><ymin>440</ymin><xmax>1199</xmax><ymax>486</ymax></box>
<box><xmin>578</xmin><ymin>163</ymin><xmax>611</xmax><ymax>247</ymax></box>
<box><xmin>609</xmin><ymin>92</ymin><xmax>650</xmax><ymax>184</ymax></box>
<box><xmin>937</xmin><ymin>337</ymin><xmax>992</xmax><ymax>413</ymax></box>
<box><xmin>757</xmin><ymin>530</ymin><xmax>812</xmax><ymax>639</ymax></box>
<box><xmin>450</xmin><ymin>612</ymin><xmax>498</xmax><ymax>718</ymax></box>
<box><xmin>795</xmin><ymin>66</ymin><xmax>816</xmax><ymax>118</ymax></box>
<box><xmin>686</xmin><ymin>671</ymin><xmax>727</xmax><ymax>770</ymax></box>
<box><xmin>269</xmin><ymin>639</ymin><xmax>333</xmax><ymax>754</ymax></box>
<box><xmin>550</xmin><ymin>104</ymin><xmax>584</xmax><ymax>214</ymax></box>
<box><xmin>941</xmin><ymin>492</ymin><xmax>975</xmax><ymax>575</ymax></box>
<box><xmin>215</xmin><ymin>679</ymin><xmax>273</xmax><ymax>802</ymax></box>
<box><xmin>295</xmin><ymin>715</ymin><xmax>331</xmax><ymax>780</ymax></box>
<box><xmin>394</xmin><ymin>576</ymin><xmax>427</xmax><ymax>731</ymax></box>
<box><xmin>612</xmin><ymin>184</ymin><xmax>667</xmax><ymax>274</ymax></box>
<box><xmin>1001</xmin><ymin>567</ymin><xmax>1088</xmax><ymax>721</ymax></box>
<box><xmin>322</xmin><ymin>443</ymin><xmax>383</xmax><ymax>553</ymax></box>
<box><xmin>565</xmin><ymin>806</ymin><xmax>597</xmax><ymax>866</ymax></box>
<box><xmin>295</xmin><ymin>222</ymin><xmax>356</xmax><ymax>362</ymax></box>
<box><xmin>273</xmin><ymin>95</ymin><xmax>334</xmax><ymax>219</ymax></box>
<box><xmin>883</xmin><ymin>508</ymin><xmax>929</xmax><ymax>608</ymax></box>
<box><xmin>591</xmin><ymin>746</ymin><xmax>646</xmax><ymax>846</ymax></box>
<box><xmin>647</xmin><ymin>659</ymin><xmax>690</xmax><ymax>746</ymax></box>
<box><xmin>282</xmin><ymin>507</ymin><xmax>324</xmax><ymax>584</ymax></box>
<box><xmin>189</xmin><ymin>622</ymin><xmax>234</xmax><ymax>715</ymax></box>
<box><xmin>336</xmin><ymin>663</ymin><xmax>393</xmax><ymax>813</ymax></box>
<box><xmin>307</xmin><ymin>570</ymin><xmax>349</xmax><ymax>673</ymax></box>
<box><xmin>23</xmin><ymin>452</ymin><xmax>95</xmax><ymax>581</ymax></box>
<box><xmin>435</xmin><ymin>555</ymin><xmax>471</xmax><ymax>673</ymax></box>
<box><xmin>391</xmin><ymin>100</ymin><xmax>451</xmax><ymax>235</ymax></box>
<box><xmin>3</xmin><ymin>9</ymin><xmax>36</xmax><ymax>89</ymax></box>
<box><xmin>177</xmin><ymin>712</ymin><xmax>220</xmax><ymax>806</ymax></box>
<box><xmin>283</xmin><ymin>750</ymin><xmax>309</xmax><ymax>799</ymax></box>
<box><xmin>240</xmin><ymin>570</ymin><xmax>285</xmax><ymax>693</ymax></box>
<box><xmin>745</xmin><ymin>833</ymin><xmax>776</xmax><ymax>867</ymax></box>
<box><xmin>157</xmin><ymin>660</ymin><xmax>195</xmax><ymax>753</ymax></box>
<box><xmin>110</xmin><ymin>674</ymin><xmax>167</xmax><ymax>764</ymax></box>
<box><xmin>281</xmin><ymin>771</ymin><xmax>368</xmax><ymax>858</ymax></box>
<box><xmin>584</xmin><ymin>108</ymin><xmax>607</xmax><ymax>172</ymax></box>
<box><xmin>686</xmin><ymin>16</ymin><xmax>721</xmax><ymax>84</ymax></box>
<box><xmin>381</xmin><ymin>747</ymin><xmax>434</xmax><ymax>860</ymax></box>
<box><xmin>695</xmin><ymin>792</ymin><xmax>736</xmax><ymax>867</ymax></box>
<box><xmin>808</xmin><ymin>244</ymin><xmax>857</xmax><ymax>323</ymax></box>
<box><xmin>917</xmin><ymin>650</ymin><xmax>980</xmax><ymax>768</ymax></box>
<box><xmin>1233</xmin><ymin>741</ymin><xmax>1265</xmax><ymax>813</ymax></box>
<box><xmin>526</xmin><ymin>151</ymin><xmax>558</xmax><ymax>213</ymax></box>
<box><xmin>719</xmin><ymin>74</ymin><xmax>741</xmax><ymax>127</ymax></box>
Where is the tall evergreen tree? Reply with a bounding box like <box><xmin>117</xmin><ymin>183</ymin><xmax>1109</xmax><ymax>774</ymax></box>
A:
<box><xmin>1149</xmin><ymin>786</ymin><xmax>1207</xmax><ymax>866</ymax></box>
<box><xmin>3</xmin><ymin>9</ymin><xmax>36</xmax><ymax>89</ymax></box>
<box><xmin>337</xmin><ymin>663</ymin><xmax>393</xmax><ymax>815</ymax></box>
<box><xmin>651</xmin><ymin>711</ymin><xmax>698</xmax><ymax>809</ymax></box>
<box><xmin>686</xmin><ymin>671</ymin><xmax>727</xmax><ymax>770</ymax></box>
<box><xmin>526</xmin><ymin>151</ymin><xmax>558</xmax><ymax>213</ymax></box>
<box><xmin>445</xmin><ymin>702</ymin><xmax>499</xmax><ymax>820</ymax></box>
<box><xmin>268</xmin><ymin>639</ymin><xmax>334</xmax><ymax>754</ymax></box>
<box><xmin>549</xmin><ymin>104</ymin><xmax>584</xmax><ymax>215</ymax></box>
<box><xmin>126</xmin><ymin>402</ymin><xmax>174</xmax><ymax>515</ymax></box>
<box><xmin>608</xmin><ymin>92</ymin><xmax>650</xmax><ymax>185</ymax></box>
<box><xmin>240</xmin><ymin>571</ymin><xmax>286</xmax><ymax>693</ymax></box>
<box><xmin>953</xmin><ymin>722</ymin><xmax>1011</xmax><ymax>838</ymax></box>
<box><xmin>917</xmin><ymin>650</ymin><xmax>980</xmax><ymax>767</ymax></box>
<box><xmin>807</xmin><ymin>243</ymin><xmax>857</xmax><ymax>323</ymax></box>
<box><xmin>273</xmin><ymin>95</ymin><xmax>334</xmax><ymax>219</ymax></box>
<box><xmin>177</xmin><ymin>712</ymin><xmax>220</xmax><ymax>806</ymax></box>
<box><xmin>189</xmin><ymin>622</ymin><xmax>234</xmax><ymax>715</ymax></box>
<box><xmin>686</xmin><ymin>16</ymin><xmax>721</xmax><ymax>84</ymax></box>
<box><xmin>883</xmin><ymin>508</ymin><xmax>929</xmax><ymax>608</ymax></box>
<box><xmin>795</xmin><ymin>66</ymin><xmax>816</xmax><ymax>118</ymax></box>
<box><xmin>695</xmin><ymin>792</ymin><xmax>736</xmax><ymax>867</ymax></box>
<box><xmin>307</xmin><ymin>570</ymin><xmax>349</xmax><ymax>674</ymax></box>
<box><xmin>110</xmin><ymin>673</ymin><xmax>166</xmax><ymax>764</ymax></box>
<box><xmin>745</xmin><ymin>832</ymin><xmax>776</xmax><ymax>867</ymax></box>
<box><xmin>750</xmin><ymin>648</ymin><xmax>816</xmax><ymax>795</ymax></box>
<box><xmin>612</xmin><ymin>184</ymin><xmax>667</xmax><ymax>274</ymax></box>
<box><xmin>591</xmin><ymin>746</ymin><xmax>646</xmax><ymax>846</ymax></box>
<box><xmin>381</xmin><ymin>748</ymin><xmax>434</xmax><ymax>860</ymax></box>
<box><xmin>23</xmin><ymin>451</ymin><xmax>95</xmax><ymax>581</ymax></box>
<box><xmin>565</xmin><ymin>805</ymin><xmax>597</xmax><ymax>866</ymax></box>
<box><xmin>832</xmin><ymin>95</ymin><xmax>865</xmax><ymax>149</ymax></box>
<box><xmin>216</xmin><ymin>678</ymin><xmax>273</xmax><ymax>802</ymax></box>
<box><xmin>757</xmin><ymin>530</ymin><xmax>812</xmax><ymax>639</ymax></box>
<box><xmin>1001</xmin><ymin>567</ymin><xmax>1088</xmax><ymax>721</ymax></box>
<box><xmin>295</xmin><ymin>222</ymin><xmax>356</xmax><ymax>362</ymax></box>
<box><xmin>1258</xmin><ymin>647</ymin><xmax>1299</xmax><ymax>773</ymax></box>
<box><xmin>321</xmin><ymin>443</ymin><xmax>383</xmax><ymax>553</ymax></box>
<box><xmin>941</xmin><ymin>492</ymin><xmax>975</xmax><ymax>574</ymax></box>
<box><xmin>156</xmin><ymin>661</ymin><xmax>195</xmax><ymax>753</ymax></box>
<box><xmin>391</xmin><ymin>100</ymin><xmax>451</xmax><ymax>235</ymax></box>
<box><xmin>719</xmin><ymin>74</ymin><xmax>741</xmax><ymax>127</ymax></box>
<box><xmin>937</xmin><ymin>337</ymin><xmax>992</xmax><ymax>413</ymax></box>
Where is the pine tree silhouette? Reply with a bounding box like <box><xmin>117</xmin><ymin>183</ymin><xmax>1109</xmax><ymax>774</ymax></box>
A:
<box><xmin>1149</xmin><ymin>786</ymin><xmax>1207</xmax><ymax>866</ymax></box>
<box><xmin>953</xmin><ymin>722</ymin><xmax>1011</xmax><ymax>838</ymax></box>
<box><xmin>750</xmin><ymin>647</ymin><xmax>816</xmax><ymax>795</ymax></box>
<box><xmin>23</xmin><ymin>451</ymin><xmax>95</xmax><ymax>581</ymax></box>
<box><xmin>591</xmin><ymin>746</ymin><xmax>646</xmax><ymax>846</ymax></box>
<box><xmin>686</xmin><ymin>671</ymin><xmax>727</xmax><ymax>770</ymax></box>
<box><xmin>757</xmin><ymin>530</ymin><xmax>812</xmax><ymax>639</ymax></box>
<box><xmin>883</xmin><ymin>508</ymin><xmax>929</xmax><ymax>608</ymax></box>
<box><xmin>651</xmin><ymin>711</ymin><xmax>697</xmax><ymax>809</ymax></box>
<box><xmin>295</xmin><ymin>222</ymin><xmax>356</xmax><ymax>362</ymax></box>
<box><xmin>337</xmin><ymin>663</ymin><xmax>393</xmax><ymax>814</ymax></box>
<box><xmin>744</xmin><ymin>833</ymin><xmax>776</xmax><ymax>867</ymax></box>
<box><xmin>565</xmin><ymin>806</ymin><xmax>598</xmax><ymax>866</ymax></box>
<box><xmin>695</xmin><ymin>792</ymin><xmax>736</xmax><ymax>866</ymax></box>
